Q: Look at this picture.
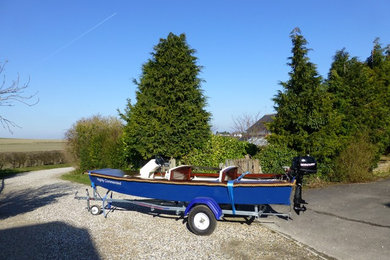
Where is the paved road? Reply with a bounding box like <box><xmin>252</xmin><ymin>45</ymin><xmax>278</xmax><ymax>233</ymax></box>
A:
<box><xmin>264</xmin><ymin>178</ymin><xmax>390</xmax><ymax>260</ymax></box>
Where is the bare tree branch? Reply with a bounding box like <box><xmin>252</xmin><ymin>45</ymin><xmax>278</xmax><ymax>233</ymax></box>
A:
<box><xmin>231</xmin><ymin>112</ymin><xmax>261</xmax><ymax>139</ymax></box>
<box><xmin>0</xmin><ymin>60</ymin><xmax>39</xmax><ymax>132</ymax></box>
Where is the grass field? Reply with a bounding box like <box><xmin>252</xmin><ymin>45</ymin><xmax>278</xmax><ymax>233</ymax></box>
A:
<box><xmin>0</xmin><ymin>138</ymin><xmax>66</xmax><ymax>152</ymax></box>
<box><xmin>61</xmin><ymin>170</ymin><xmax>91</xmax><ymax>185</ymax></box>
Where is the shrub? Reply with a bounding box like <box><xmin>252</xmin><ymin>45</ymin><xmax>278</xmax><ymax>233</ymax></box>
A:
<box><xmin>0</xmin><ymin>153</ymin><xmax>6</xmax><ymax>169</ymax></box>
<box><xmin>0</xmin><ymin>151</ymin><xmax>68</xmax><ymax>169</ymax></box>
<box><xmin>182</xmin><ymin>135</ymin><xmax>255</xmax><ymax>168</ymax></box>
<box><xmin>332</xmin><ymin>134</ymin><xmax>377</xmax><ymax>182</ymax></box>
<box><xmin>255</xmin><ymin>144</ymin><xmax>298</xmax><ymax>174</ymax></box>
<box><xmin>65</xmin><ymin>115</ymin><xmax>125</xmax><ymax>171</ymax></box>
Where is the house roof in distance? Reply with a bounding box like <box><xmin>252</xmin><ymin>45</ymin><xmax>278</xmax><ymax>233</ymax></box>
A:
<box><xmin>247</xmin><ymin>114</ymin><xmax>276</xmax><ymax>134</ymax></box>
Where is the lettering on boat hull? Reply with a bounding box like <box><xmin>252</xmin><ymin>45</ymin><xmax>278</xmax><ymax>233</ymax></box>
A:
<box><xmin>96</xmin><ymin>177</ymin><xmax>122</xmax><ymax>186</ymax></box>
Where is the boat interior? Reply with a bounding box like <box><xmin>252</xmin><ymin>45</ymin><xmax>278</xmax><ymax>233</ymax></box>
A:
<box><xmin>129</xmin><ymin>159</ymin><xmax>289</xmax><ymax>183</ymax></box>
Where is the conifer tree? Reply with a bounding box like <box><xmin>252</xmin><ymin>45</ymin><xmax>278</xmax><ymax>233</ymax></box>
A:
<box><xmin>327</xmin><ymin>49</ymin><xmax>373</xmax><ymax>136</ymax></box>
<box><xmin>269</xmin><ymin>28</ymin><xmax>342</xmax><ymax>163</ymax></box>
<box><xmin>364</xmin><ymin>40</ymin><xmax>390</xmax><ymax>153</ymax></box>
<box><xmin>366</xmin><ymin>38</ymin><xmax>390</xmax><ymax>153</ymax></box>
<box><xmin>122</xmin><ymin>33</ymin><xmax>211</xmax><ymax>164</ymax></box>
<box><xmin>328</xmin><ymin>40</ymin><xmax>390</xmax><ymax>154</ymax></box>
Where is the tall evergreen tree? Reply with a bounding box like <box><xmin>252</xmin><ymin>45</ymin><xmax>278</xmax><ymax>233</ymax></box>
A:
<box><xmin>365</xmin><ymin>40</ymin><xmax>390</xmax><ymax>153</ymax></box>
<box><xmin>122</xmin><ymin>33</ymin><xmax>211</xmax><ymax>164</ymax></box>
<box><xmin>269</xmin><ymin>28</ymin><xmax>342</xmax><ymax>163</ymax></box>
<box><xmin>328</xmin><ymin>40</ymin><xmax>390</xmax><ymax>154</ymax></box>
<box><xmin>379</xmin><ymin>44</ymin><xmax>390</xmax><ymax>153</ymax></box>
<box><xmin>327</xmin><ymin>49</ymin><xmax>373</xmax><ymax>136</ymax></box>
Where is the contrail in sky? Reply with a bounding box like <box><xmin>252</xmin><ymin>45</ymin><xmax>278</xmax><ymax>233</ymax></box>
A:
<box><xmin>40</xmin><ymin>12</ymin><xmax>117</xmax><ymax>63</ymax></box>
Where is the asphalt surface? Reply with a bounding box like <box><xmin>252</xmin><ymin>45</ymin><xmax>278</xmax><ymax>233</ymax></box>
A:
<box><xmin>264</xmin><ymin>178</ymin><xmax>390</xmax><ymax>260</ymax></box>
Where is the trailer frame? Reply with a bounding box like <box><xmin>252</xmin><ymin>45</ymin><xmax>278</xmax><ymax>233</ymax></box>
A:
<box><xmin>75</xmin><ymin>186</ymin><xmax>291</xmax><ymax>235</ymax></box>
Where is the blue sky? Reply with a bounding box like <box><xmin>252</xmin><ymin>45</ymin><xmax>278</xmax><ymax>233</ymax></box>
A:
<box><xmin>1</xmin><ymin>0</ymin><xmax>389</xmax><ymax>139</ymax></box>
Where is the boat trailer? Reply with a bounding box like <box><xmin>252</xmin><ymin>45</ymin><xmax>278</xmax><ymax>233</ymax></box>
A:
<box><xmin>75</xmin><ymin>187</ymin><xmax>291</xmax><ymax>235</ymax></box>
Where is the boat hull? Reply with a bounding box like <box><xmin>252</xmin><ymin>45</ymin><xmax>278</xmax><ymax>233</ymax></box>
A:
<box><xmin>89</xmin><ymin>171</ymin><xmax>294</xmax><ymax>205</ymax></box>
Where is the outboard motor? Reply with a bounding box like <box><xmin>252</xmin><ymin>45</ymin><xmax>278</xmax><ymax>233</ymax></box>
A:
<box><xmin>289</xmin><ymin>156</ymin><xmax>317</xmax><ymax>214</ymax></box>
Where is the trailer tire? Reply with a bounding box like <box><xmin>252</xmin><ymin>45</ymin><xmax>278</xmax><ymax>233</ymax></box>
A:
<box><xmin>188</xmin><ymin>205</ymin><xmax>216</xmax><ymax>236</ymax></box>
<box><xmin>90</xmin><ymin>205</ymin><xmax>101</xmax><ymax>215</ymax></box>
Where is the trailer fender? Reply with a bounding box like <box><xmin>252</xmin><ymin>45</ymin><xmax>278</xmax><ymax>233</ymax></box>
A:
<box><xmin>185</xmin><ymin>197</ymin><xmax>222</xmax><ymax>220</ymax></box>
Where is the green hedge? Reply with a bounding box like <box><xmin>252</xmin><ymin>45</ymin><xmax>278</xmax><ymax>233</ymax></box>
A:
<box><xmin>332</xmin><ymin>135</ymin><xmax>378</xmax><ymax>182</ymax></box>
<box><xmin>182</xmin><ymin>135</ymin><xmax>257</xmax><ymax>167</ymax></box>
<box><xmin>0</xmin><ymin>150</ymin><xmax>68</xmax><ymax>169</ymax></box>
<box><xmin>254</xmin><ymin>144</ymin><xmax>297</xmax><ymax>174</ymax></box>
<box><xmin>65</xmin><ymin>115</ymin><xmax>125</xmax><ymax>171</ymax></box>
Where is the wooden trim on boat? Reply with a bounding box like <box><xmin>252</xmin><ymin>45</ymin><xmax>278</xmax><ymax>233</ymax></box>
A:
<box><xmin>154</xmin><ymin>172</ymin><xmax>283</xmax><ymax>179</ymax></box>
<box><xmin>124</xmin><ymin>170</ymin><xmax>284</xmax><ymax>180</ymax></box>
<box><xmin>89</xmin><ymin>172</ymin><xmax>296</xmax><ymax>187</ymax></box>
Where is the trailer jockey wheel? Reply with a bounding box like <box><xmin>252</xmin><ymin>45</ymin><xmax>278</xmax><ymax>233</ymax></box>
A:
<box><xmin>188</xmin><ymin>205</ymin><xmax>216</xmax><ymax>236</ymax></box>
<box><xmin>90</xmin><ymin>205</ymin><xmax>101</xmax><ymax>215</ymax></box>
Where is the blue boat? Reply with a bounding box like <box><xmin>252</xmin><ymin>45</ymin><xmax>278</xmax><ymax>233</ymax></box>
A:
<box><xmin>88</xmin><ymin>165</ymin><xmax>295</xmax><ymax>206</ymax></box>
<box><xmin>84</xmin><ymin>156</ymin><xmax>317</xmax><ymax>235</ymax></box>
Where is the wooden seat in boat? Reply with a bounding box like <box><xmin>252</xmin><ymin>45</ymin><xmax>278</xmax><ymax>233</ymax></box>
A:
<box><xmin>218</xmin><ymin>166</ymin><xmax>238</xmax><ymax>182</ymax></box>
<box><xmin>168</xmin><ymin>165</ymin><xmax>192</xmax><ymax>181</ymax></box>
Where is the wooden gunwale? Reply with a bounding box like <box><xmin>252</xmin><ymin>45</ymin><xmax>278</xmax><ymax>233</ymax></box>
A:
<box><xmin>89</xmin><ymin>172</ymin><xmax>295</xmax><ymax>187</ymax></box>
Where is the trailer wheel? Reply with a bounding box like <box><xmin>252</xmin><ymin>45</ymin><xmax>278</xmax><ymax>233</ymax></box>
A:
<box><xmin>90</xmin><ymin>205</ymin><xmax>101</xmax><ymax>215</ymax></box>
<box><xmin>188</xmin><ymin>205</ymin><xmax>216</xmax><ymax>236</ymax></box>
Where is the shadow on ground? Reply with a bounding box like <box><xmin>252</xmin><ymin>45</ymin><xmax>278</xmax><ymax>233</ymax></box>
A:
<box><xmin>0</xmin><ymin>183</ymin><xmax>72</xmax><ymax>219</ymax></box>
<box><xmin>0</xmin><ymin>177</ymin><xmax>4</xmax><ymax>195</ymax></box>
<box><xmin>0</xmin><ymin>221</ymin><xmax>100</xmax><ymax>259</ymax></box>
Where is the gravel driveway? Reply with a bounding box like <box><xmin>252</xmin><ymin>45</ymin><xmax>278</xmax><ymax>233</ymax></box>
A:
<box><xmin>0</xmin><ymin>168</ymin><xmax>327</xmax><ymax>259</ymax></box>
